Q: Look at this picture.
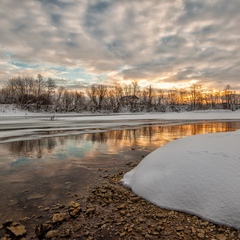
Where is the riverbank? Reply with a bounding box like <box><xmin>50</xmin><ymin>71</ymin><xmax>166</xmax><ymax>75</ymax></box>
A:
<box><xmin>1</xmin><ymin>164</ymin><xmax>240</xmax><ymax>239</ymax></box>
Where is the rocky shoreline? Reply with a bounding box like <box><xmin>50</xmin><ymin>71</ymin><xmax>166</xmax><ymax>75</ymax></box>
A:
<box><xmin>1</xmin><ymin>164</ymin><xmax>240</xmax><ymax>240</ymax></box>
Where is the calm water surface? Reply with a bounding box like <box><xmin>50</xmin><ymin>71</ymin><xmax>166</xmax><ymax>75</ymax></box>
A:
<box><xmin>0</xmin><ymin>121</ymin><xmax>240</xmax><ymax>223</ymax></box>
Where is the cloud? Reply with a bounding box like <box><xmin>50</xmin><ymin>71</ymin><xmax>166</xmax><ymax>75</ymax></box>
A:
<box><xmin>0</xmin><ymin>0</ymin><xmax>240</xmax><ymax>90</ymax></box>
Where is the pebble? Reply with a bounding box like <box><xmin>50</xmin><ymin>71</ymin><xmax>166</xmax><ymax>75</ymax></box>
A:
<box><xmin>45</xmin><ymin>230</ymin><xmax>58</xmax><ymax>239</ymax></box>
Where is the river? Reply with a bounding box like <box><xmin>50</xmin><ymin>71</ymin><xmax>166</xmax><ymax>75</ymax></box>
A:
<box><xmin>0</xmin><ymin>121</ymin><xmax>240</xmax><ymax>226</ymax></box>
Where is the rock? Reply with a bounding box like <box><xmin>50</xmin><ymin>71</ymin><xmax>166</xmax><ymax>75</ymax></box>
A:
<box><xmin>216</xmin><ymin>234</ymin><xmax>227</xmax><ymax>240</ymax></box>
<box><xmin>156</xmin><ymin>213</ymin><xmax>166</xmax><ymax>218</ymax></box>
<box><xmin>117</xmin><ymin>203</ymin><xmax>126</xmax><ymax>210</ymax></box>
<box><xmin>119</xmin><ymin>232</ymin><xmax>127</xmax><ymax>237</ymax></box>
<box><xmin>45</xmin><ymin>230</ymin><xmax>58</xmax><ymax>239</ymax></box>
<box><xmin>191</xmin><ymin>227</ymin><xmax>196</xmax><ymax>233</ymax></box>
<box><xmin>68</xmin><ymin>201</ymin><xmax>81</xmax><ymax>217</ymax></box>
<box><xmin>20</xmin><ymin>217</ymin><xmax>30</xmax><ymax>222</ymax></box>
<box><xmin>152</xmin><ymin>231</ymin><xmax>159</xmax><ymax>235</ymax></box>
<box><xmin>6</xmin><ymin>224</ymin><xmax>26</xmax><ymax>238</ymax></box>
<box><xmin>197</xmin><ymin>232</ymin><xmax>205</xmax><ymax>239</ymax></box>
<box><xmin>86</xmin><ymin>207</ymin><xmax>96</xmax><ymax>216</ymax></box>
<box><xmin>138</xmin><ymin>218</ymin><xmax>145</xmax><ymax>223</ymax></box>
<box><xmin>60</xmin><ymin>228</ymin><xmax>71</xmax><ymax>238</ymax></box>
<box><xmin>52</xmin><ymin>213</ymin><xmax>67</xmax><ymax>224</ymax></box>
<box><xmin>35</xmin><ymin>223</ymin><xmax>52</xmax><ymax>239</ymax></box>
<box><xmin>176</xmin><ymin>226</ymin><xmax>184</xmax><ymax>231</ymax></box>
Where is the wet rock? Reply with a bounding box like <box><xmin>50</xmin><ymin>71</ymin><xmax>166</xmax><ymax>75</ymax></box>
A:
<box><xmin>6</xmin><ymin>223</ymin><xmax>26</xmax><ymax>238</ymax></box>
<box><xmin>52</xmin><ymin>213</ymin><xmax>67</xmax><ymax>224</ymax></box>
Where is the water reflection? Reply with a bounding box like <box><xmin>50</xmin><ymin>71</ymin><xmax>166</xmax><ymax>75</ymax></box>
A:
<box><xmin>6</xmin><ymin>121</ymin><xmax>240</xmax><ymax>159</ymax></box>
<box><xmin>0</xmin><ymin>121</ymin><xmax>240</xmax><ymax>223</ymax></box>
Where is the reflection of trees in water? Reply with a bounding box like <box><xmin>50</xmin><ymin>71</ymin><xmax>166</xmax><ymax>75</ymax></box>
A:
<box><xmin>5</xmin><ymin>122</ymin><xmax>240</xmax><ymax>157</ymax></box>
<box><xmin>8</xmin><ymin>138</ymin><xmax>57</xmax><ymax>158</ymax></box>
<box><xmin>86</xmin><ymin>122</ymin><xmax>240</xmax><ymax>147</ymax></box>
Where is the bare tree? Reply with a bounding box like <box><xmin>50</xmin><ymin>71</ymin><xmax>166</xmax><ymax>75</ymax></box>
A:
<box><xmin>87</xmin><ymin>84</ymin><xmax>108</xmax><ymax>111</ymax></box>
<box><xmin>106</xmin><ymin>83</ymin><xmax>123</xmax><ymax>112</ymax></box>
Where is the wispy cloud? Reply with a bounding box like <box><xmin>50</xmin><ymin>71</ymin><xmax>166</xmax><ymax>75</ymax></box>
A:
<box><xmin>1</xmin><ymin>0</ymin><xmax>240</xmax><ymax>90</ymax></box>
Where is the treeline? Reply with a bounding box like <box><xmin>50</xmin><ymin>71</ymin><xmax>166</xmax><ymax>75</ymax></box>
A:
<box><xmin>0</xmin><ymin>74</ymin><xmax>239</xmax><ymax>113</ymax></box>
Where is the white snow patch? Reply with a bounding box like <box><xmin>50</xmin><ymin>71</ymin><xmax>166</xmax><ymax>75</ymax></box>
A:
<box><xmin>122</xmin><ymin>130</ymin><xmax>240</xmax><ymax>229</ymax></box>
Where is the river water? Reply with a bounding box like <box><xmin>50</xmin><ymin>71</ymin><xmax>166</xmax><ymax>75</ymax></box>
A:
<box><xmin>0</xmin><ymin>121</ymin><xmax>240</xmax><ymax>224</ymax></box>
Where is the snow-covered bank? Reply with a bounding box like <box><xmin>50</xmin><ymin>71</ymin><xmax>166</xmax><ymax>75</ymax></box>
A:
<box><xmin>122</xmin><ymin>130</ymin><xmax>240</xmax><ymax>229</ymax></box>
<box><xmin>1</xmin><ymin>109</ymin><xmax>240</xmax><ymax>143</ymax></box>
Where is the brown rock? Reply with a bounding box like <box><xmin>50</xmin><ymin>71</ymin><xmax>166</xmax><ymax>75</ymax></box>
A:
<box><xmin>197</xmin><ymin>232</ymin><xmax>205</xmax><ymax>239</ymax></box>
<box><xmin>216</xmin><ymin>234</ymin><xmax>227</xmax><ymax>240</ymax></box>
<box><xmin>45</xmin><ymin>230</ymin><xmax>58</xmax><ymax>239</ymax></box>
<box><xmin>176</xmin><ymin>226</ymin><xmax>184</xmax><ymax>231</ymax></box>
<box><xmin>60</xmin><ymin>228</ymin><xmax>71</xmax><ymax>238</ymax></box>
<box><xmin>86</xmin><ymin>207</ymin><xmax>96</xmax><ymax>216</ymax></box>
<box><xmin>117</xmin><ymin>203</ymin><xmax>126</xmax><ymax>210</ymax></box>
<box><xmin>6</xmin><ymin>224</ymin><xmax>26</xmax><ymax>237</ymax></box>
<box><xmin>68</xmin><ymin>201</ymin><xmax>81</xmax><ymax>217</ymax></box>
<box><xmin>52</xmin><ymin>213</ymin><xmax>67</xmax><ymax>224</ymax></box>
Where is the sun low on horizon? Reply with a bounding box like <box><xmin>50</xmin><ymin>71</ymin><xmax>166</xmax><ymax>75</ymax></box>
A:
<box><xmin>1</xmin><ymin>0</ymin><xmax>240</xmax><ymax>91</ymax></box>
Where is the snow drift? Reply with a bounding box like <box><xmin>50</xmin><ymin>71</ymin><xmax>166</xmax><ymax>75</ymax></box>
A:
<box><xmin>122</xmin><ymin>130</ymin><xmax>240</xmax><ymax>229</ymax></box>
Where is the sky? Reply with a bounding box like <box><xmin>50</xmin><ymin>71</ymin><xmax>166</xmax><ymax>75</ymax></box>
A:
<box><xmin>1</xmin><ymin>0</ymin><xmax>240</xmax><ymax>91</ymax></box>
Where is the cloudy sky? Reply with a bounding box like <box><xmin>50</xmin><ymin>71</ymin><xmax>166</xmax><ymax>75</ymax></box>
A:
<box><xmin>1</xmin><ymin>0</ymin><xmax>240</xmax><ymax>90</ymax></box>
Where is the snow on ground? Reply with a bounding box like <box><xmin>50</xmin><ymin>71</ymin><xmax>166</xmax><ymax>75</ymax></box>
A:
<box><xmin>122</xmin><ymin>130</ymin><xmax>240</xmax><ymax>229</ymax></box>
<box><xmin>1</xmin><ymin>106</ymin><xmax>240</xmax><ymax>142</ymax></box>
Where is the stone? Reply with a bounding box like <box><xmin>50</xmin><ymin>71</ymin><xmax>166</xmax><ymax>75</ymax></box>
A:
<box><xmin>176</xmin><ymin>226</ymin><xmax>184</xmax><ymax>231</ymax></box>
<box><xmin>117</xmin><ymin>203</ymin><xmax>126</xmax><ymax>210</ymax></box>
<box><xmin>45</xmin><ymin>230</ymin><xmax>58</xmax><ymax>239</ymax></box>
<box><xmin>156</xmin><ymin>213</ymin><xmax>166</xmax><ymax>218</ymax></box>
<box><xmin>60</xmin><ymin>228</ymin><xmax>71</xmax><ymax>238</ymax></box>
<box><xmin>6</xmin><ymin>224</ymin><xmax>26</xmax><ymax>237</ymax></box>
<box><xmin>86</xmin><ymin>207</ymin><xmax>96</xmax><ymax>216</ymax></box>
<box><xmin>52</xmin><ymin>213</ymin><xmax>67</xmax><ymax>224</ymax></box>
<box><xmin>68</xmin><ymin>201</ymin><xmax>81</xmax><ymax>217</ymax></box>
<box><xmin>216</xmin><ymin>234</ymin><xmax>227</xmax><ymax>240</ymax></box>
<box><xmin>197</xmin><ymin>232</ymin><xmax>205</xmax><ymax>239</ymax></box>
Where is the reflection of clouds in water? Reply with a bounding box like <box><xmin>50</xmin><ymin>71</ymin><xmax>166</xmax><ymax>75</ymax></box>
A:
<box><xmin>1</xmin><ymin>122</ymin><xmax>239</xmax><ymax>164</ymax></box>
<box><xmin>11</xmin><ymin>157</ymin><xmax>31</xmax><ymax>166</ymax></box>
